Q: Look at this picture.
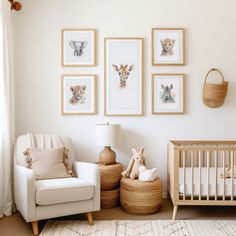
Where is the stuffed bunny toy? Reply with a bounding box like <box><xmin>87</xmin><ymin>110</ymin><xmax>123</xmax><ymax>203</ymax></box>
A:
<box><xmin>138</xmin><ymin>166</ymin><xmax>158</xmax><ymax>182</ymax></box>
<box><xmin>121</xmin><ymin>147</ymin><xmax>146</xmax><ymax>180</ymax></box>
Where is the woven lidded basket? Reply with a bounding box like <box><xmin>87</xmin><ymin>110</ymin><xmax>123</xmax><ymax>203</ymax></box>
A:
<box><xmin>101</xmin><ymin>188</ymin><xmax>120</xmax><ymax>209</ymax></box>
<box><xmin>98</xmin><ymin>163</ymin><xmax>123</xmax><ymax>191</ymax></box>
<box><xmin>202</xmin><ymin>68</ymin><xmax>228</xmax><ymax>108</ymax></box>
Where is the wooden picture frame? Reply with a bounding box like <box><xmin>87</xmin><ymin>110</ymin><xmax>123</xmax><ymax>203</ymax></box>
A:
<box><xmin>104</xmin><ymin>38</ymin><xmax>144</xmax><ymax>116</ymax></box>
<box><xmin>61</xmin><ymin>29</ymin><xmax>96</xmax><ymax>67</ymax></box>
<box><xmin>152</xmin><ymin>74</ymin><xmax>185</xmax><ymax>114</ymax></box>
<box><xmin>61</xmin><ymin>74</ymin><xmax>96</xmax><ymax>115</ymax></box>
<box><xmin>152</xmin><ymin>28</ymin><xmax>184</xmax><ymax>66</ymax></box>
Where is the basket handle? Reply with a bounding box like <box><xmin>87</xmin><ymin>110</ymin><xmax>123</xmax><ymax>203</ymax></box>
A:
<box><xmin>204</xmin><ymin>68</ymin><xmax>224</xmax><ymax>84</ymax></box>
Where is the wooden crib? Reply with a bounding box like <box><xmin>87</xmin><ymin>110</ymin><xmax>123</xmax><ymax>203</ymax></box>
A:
<box><xmin>167</xmin><ymin>140</ymin><xmax>236</xmax><ymax>220</ymax></box>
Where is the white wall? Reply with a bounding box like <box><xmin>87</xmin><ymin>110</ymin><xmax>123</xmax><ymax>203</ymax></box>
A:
<box><xmin>13</xmin><ymin>0</ymin><xmax>236</xmax><ymax>193</ymax></box>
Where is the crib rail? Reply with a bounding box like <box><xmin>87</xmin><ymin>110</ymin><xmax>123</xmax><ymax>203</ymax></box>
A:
<box><xmin>167</xmin><ymin>140</ymin><xmax>236</xmax><ymax>206</ymax></box>
<box><xmin>176</xmin><ymin>146</ymin><xmax>236</xmax><ymax>151</ymax></box>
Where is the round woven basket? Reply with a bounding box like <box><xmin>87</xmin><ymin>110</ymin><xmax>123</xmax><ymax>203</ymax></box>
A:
<box><xmin>120</xmin><ymin>177</ymin><xmax>162</xmax><ymax>215</ymax></box>
<box><xmin>97</xmin><ymin>163</ymin><xmax>123</xmax><ymax>191</ymax></box>
<box><xmin>202</xmin><ymin>68</ymin><xmax>228</xmax><ymax>108</ymax></box>
<box><xmin>101</xmin><ymin>188</ymin><xmax>120</xmax><ymax>209</ymax></box>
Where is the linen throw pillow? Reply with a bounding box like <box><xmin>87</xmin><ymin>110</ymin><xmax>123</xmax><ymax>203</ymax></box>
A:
<box><xmin>23</xmin><ymin>147</ymin><xmax>74</xmax><ymax>180</ymax></box>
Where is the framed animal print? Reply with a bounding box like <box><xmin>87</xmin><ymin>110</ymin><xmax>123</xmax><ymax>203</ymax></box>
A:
<box><xmin>61</xmin><ymin>75</ymin><xmax>96</xmax><ymax>115</ymax></box>
<box><xmin>152</xmin><ymin>28</ymin><xmax>184</xmax><ymax>66</ymax></box>
<box><xmin>152</xmin><ymin>74</ymin><xmax>184</xmax><ymax>114</ymax></box>
<box><xmin>104</xmin><ymin>38</ymin><xmax>143</xmax><ymax>116</ymax></box>
<box><xmin>61</xmin><ymin>29</ymin><xmax>96</xmax><ymax>66</ymax></box>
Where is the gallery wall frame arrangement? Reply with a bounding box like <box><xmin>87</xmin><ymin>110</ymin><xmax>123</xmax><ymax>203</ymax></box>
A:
<box><xmin>61</xmin><ymin>29</ymin><xmax>96</xmax><ymax>67</ymax></box>
<box><xmin>152</xmin><ymin>74</ymin><xmax>185</xmax><ymax>114</ymax></box>
<box><xmin>61</xmin><ymin>74</ymin><xmax>97</xmax><ymax>115</ymax></box>
<box><xmin>152</xmin><ymin>28</ymin><xmax>184</xmax><ymax>66</ymax></box>
<box><xmin>104</xmin><ymin>38</ymin><xmax>144</xmax><ymax>116</ymax></box>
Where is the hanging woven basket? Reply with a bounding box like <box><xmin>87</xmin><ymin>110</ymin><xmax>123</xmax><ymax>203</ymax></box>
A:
<box><xmin>202</xmin><ymin>68</ymin><xmax>228</xmax><ymax>108</ymax></box>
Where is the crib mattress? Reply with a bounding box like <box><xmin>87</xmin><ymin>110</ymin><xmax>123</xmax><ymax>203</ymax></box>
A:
<box><xmin>179</xmin><ymin>167</ymin><xmax>236</xmax><ymax>196</ymax></box>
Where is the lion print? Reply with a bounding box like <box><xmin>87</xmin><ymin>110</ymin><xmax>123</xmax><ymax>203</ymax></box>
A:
<box><xmin>70</xmin><ymin>85</ymin><xmax>86</xmax><ymax>105</ymax></box>
<box><xmin>161</xmin><ymin>38</ymin><xmax>175</xmax><ymax>56</ymax></box>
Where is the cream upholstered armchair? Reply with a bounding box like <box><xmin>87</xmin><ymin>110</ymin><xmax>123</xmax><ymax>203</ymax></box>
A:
<box><xmin>14</xmin><ymin>134</ymin><xmax>100</xmax><ymax>236</ymax></box>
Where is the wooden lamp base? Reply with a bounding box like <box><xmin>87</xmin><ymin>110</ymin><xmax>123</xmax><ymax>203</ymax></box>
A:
<box><xmin>99</xmin><ymin>146</ymin><xmax>116</xmax><ymax>165</ymax></box>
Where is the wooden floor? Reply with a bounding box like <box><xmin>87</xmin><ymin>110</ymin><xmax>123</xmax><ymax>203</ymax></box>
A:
<box><xmin>1</xmin><ymin>199</ymin><xmax>236</xmax><ymax>236</ymax></box>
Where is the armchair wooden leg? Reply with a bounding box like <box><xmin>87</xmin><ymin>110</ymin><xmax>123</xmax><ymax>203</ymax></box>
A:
<box><xmin>172</xmin><ymin>205</ymin><xmax>178</xmax><ymax>220</ymax></box>
<box><xmin>86</xmin><ymin>212</ymin><xmax>94</xmax><ymax>226</ymax></box>
<box><xmin>31</xmin><ymin>221</ymin><xmax>39</xmax><ymax>236</ymax></box>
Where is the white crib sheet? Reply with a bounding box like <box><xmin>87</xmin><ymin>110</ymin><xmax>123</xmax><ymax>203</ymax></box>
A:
<box><xmin>179</xmin><ymin>167</ymin><xmax>236</xmax><ymax>196</ymax></box>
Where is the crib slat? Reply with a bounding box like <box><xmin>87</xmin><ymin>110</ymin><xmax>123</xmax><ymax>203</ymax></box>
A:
<box><xmin>231</xmin><ymin>151</ymin><xmax>234</xmax><ymax>201</ymax></box>
<box><xmin>215</xmin><ymin>151</ymin><xmax>218</xmax><ymax>200</ymax></box>
<box><xmin>207</xmin><ymin>151</ymin><xmax>210</xmax><ymax>201</ymax></box>
<box><xmin>191</xmin><ymin>151</ymin><xmax>194</xmax><ymax>200</ymax></box>
<box><xmin>199</xmin><ymin>151</ymin><xmax>201</xmax><ymax>200</ymax></box>
<box><xmin>223</xmin><ymin>151</ymin><xmax>226</xmax><ymax>201</ymax></box>
<box><xmin>183</xmin><ymin>151</ymin><xmax>186</xmax><ymax>200</ymax></box>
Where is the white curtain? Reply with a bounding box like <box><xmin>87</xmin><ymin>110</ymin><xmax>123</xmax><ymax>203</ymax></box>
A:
<box><xmin>0</xmin><ymin>0</ymin><xmax>15</xmax><ymax>218</ymax></box>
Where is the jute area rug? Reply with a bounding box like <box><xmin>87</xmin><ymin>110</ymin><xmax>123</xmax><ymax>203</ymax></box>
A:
<box><xmin>40</xmin><ymin>220</ymin><xmax>236</xmax><ymax>236</ymax></box>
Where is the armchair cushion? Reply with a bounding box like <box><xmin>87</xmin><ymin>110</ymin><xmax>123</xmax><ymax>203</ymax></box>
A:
<box><xmin>35</xmin><ymin>178</ymin><xmax>94</xmax><ymax>205</ymax></box>
<box><xmin>24</xmin><ymin>147</ymin><xmax>73</xmax><ymax>180</ymax></box>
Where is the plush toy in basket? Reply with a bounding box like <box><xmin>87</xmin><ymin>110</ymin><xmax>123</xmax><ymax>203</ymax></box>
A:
<box><xmin>138</xmin><ymin>166</ymin><xmax>158</xmax><ymax>182</ymax></box>
<box><xmin>122</xmin><ymin>147</ymin><xmax>158</xmax><ymax>181</ymax></box>
<box><xmin>121</xmin><ymin>147</ymin><xmax>145</xmax><ymax>180</ymax></box>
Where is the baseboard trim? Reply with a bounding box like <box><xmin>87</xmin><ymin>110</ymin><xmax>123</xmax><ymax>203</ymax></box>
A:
<box><xmin>162</xmin><ymin>192</ymin><xmax>167</xmax><ymax>199</ymax></box>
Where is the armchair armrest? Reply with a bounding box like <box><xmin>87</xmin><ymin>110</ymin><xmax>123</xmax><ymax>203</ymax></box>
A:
<box><xmin>73</xmin><ymin>161</ymin><xmax>100</xmax><ymax>211</ymax></box>
<box><xmin>73</xmin><ymin>161</ymin><xmax>99</xmax><ymax>184</ymax></box>
<box><xmin>14</xmin><ymin>164</ymin><xmax>36</xmax><ymax>222</ymax></box>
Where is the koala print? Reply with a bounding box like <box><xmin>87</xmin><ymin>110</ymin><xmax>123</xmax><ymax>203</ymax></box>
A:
<box><xmin>70</xmin><ymin>85</ymin><xmax>86</xmax><ymax>105</ymax></box>
<box><xmin>161</xmin><ymin>38</ymin><xmax>175</xmax><ymax>56</ymax></box>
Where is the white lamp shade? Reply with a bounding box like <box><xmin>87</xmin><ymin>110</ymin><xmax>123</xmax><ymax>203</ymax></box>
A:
<box><xmin>96</xmin><ymin>124</ymin><xmax>120</xmax><ymax>147</ymax></box>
